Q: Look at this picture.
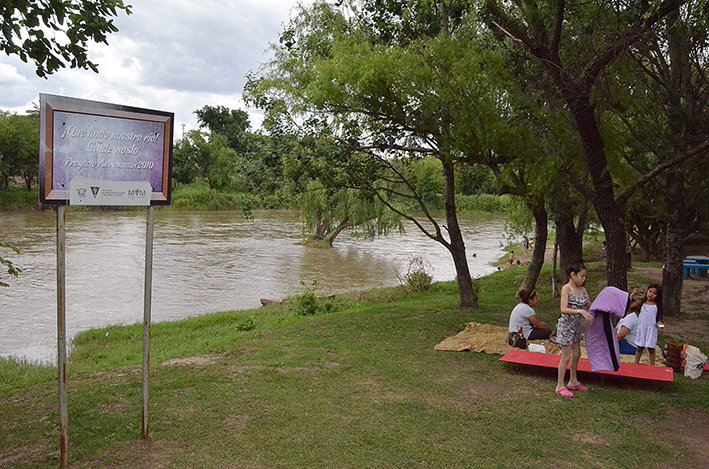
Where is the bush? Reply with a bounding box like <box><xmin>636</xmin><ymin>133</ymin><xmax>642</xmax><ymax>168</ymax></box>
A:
<box><xmin>397</xmin><ymin>257</ymin><xmax>433</xmax><ymax>293</ymax></box>
<box><xmin>455</xmin><ymin>194</ymin><xmax>512</xmax><ymax>213</ymax></box>
<box><xmin>290</xmin><ymin>281</ymin><xmax>339</xmax><ymax>316</ymax></box>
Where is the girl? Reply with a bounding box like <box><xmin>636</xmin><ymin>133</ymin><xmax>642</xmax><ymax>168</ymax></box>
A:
<box><xmin>632</xmin><ymin>284</ymin><xmax>663</xmax><ymax>366</ymax></box>
<box><xmin>555</xmin><ymin>262</ymin><xmax>595</xmax><ymax>398</ymax></box>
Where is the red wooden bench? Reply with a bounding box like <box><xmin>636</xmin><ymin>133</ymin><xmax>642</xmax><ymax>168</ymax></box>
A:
<box><xmin>499</xmin><ymin>349</ymin><xmax>674</xmax><ymax>385</ymax></box>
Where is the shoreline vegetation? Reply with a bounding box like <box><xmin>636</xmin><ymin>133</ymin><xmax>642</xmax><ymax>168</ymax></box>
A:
<box><xmin>0</xmin><ymin>183</ymin><xmax>513</xmax><ymax>213</ymax></box>
<box><xmin>2</xmin><ymin>259</ymin><xmax>708</xmax><ymax>468</ymax></box>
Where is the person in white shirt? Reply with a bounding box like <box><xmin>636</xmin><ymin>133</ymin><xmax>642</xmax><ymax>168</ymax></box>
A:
<box><xmin>508</xmin><ymin>290</ymin><xmax>552</xmax><ymax>340</ymax></box>
<box><xmin>616</xmin><ymin>311</ymin><xmax>639</xmax><ymax>355</ymax></box>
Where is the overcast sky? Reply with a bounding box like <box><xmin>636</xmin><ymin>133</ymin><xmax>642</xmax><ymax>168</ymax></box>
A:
<box><xmin>0</xmin><ymin>0</ymin><xmax>305</xmax><ymax>137</ymax></box>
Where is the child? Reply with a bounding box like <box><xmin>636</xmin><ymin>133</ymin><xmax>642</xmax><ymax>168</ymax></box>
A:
<box><xmin>632</xmin><ymin>284</ymin><xmax>663</xmax><ymax>366</ymax></box>
<box><xmin>555</xmin><ymin>261</ymin><xmax>595</xmax><ymax>398</ymax></box>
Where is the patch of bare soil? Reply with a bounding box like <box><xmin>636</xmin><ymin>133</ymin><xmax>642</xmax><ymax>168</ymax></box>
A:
<box><xmin>160</xmin><ymin>355</ymin><xmax>224</xmax><ymax>366</ymax></box>
<box><xmin>0</xmin><ymin>443</ymin><xmax>50</xmax><ymax>467</ymax></box>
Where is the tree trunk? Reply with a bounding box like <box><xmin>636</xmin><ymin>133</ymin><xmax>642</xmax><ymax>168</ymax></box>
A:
<box><xmin>555</xmin><ymin>219</ymin><xmax>584</xmax><ymax>285</ymax></box>
<box><xmin>323</xmin><ymin>218</ymin><xmax>350</xmax><ymax>245</ymax></box>
<box><xmin>552</xmin><ymin>240</ymin><xmax>560</xmax><ymax>297</ymax></box>
<box><xmin>569</xmin><ymin>97</ymin><xmax>628</xmax><ymax>290</ymax></box>
<box><xmin>520</xmin><ymin>200</ymin><xmax>547</xmax><ymax>293</ymax></box>
<box><xmin>442</xmin><ymin>159</ymin><xmax>477</xmax><ymax>308</ymax></box>
<box><xmin>662</xmin><ymin>174</ymin><xmax>690</xmax><ymax>317</ymax></box>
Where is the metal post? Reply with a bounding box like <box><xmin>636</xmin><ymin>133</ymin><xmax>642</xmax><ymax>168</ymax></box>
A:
<box><xmin>142</xmin><ymin>205</ymin><xmax>154</xmax><ymax>439</ymax></box>
<box><xmin>56</xmin><ymin>205</ymin><xmax>68</xmax><ymax>469</ymax></box>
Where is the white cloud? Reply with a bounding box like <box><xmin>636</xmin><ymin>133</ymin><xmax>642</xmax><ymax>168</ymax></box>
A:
<box><xmin>0</xmin><ymin>63</ymin><xmax>27</xmax><ymax>85</ymax></box>
<box><xmin>0</xmin><ymin>0</ymin><xmax>304</xmax><ymax>133</ymax></box>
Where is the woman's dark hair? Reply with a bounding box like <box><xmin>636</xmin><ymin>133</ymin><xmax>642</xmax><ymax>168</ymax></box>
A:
<box><xmin>566</xmin><ymin>261</ymin><xmax>586</xmax><ymax>276</ymax></box>
<box><xmin>518</xmin><ymin>289</ymin><xmax>537</xmax><ymax>304</ymax></box>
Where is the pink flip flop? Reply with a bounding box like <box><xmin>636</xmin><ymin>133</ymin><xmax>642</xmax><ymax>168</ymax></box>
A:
<box><xmin>567</xmin><ymin>384</ymin><xmax>589</xmax><ymax>392</ymax></box>
<box><xmin>555</xmin><ymin>387</ymin><xmax>574</xmax><ymax>398</ymax></box>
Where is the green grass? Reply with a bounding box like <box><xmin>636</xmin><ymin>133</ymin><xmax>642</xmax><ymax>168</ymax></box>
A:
<box><xmin>1</xmin><ymin>265</ymin><xmax>707</xmax><ymax>468</ymax></box>
<box><xmin>0</xmin><ymin>186</ymin><xmax>40</xmax><ymax>210</ymax></box>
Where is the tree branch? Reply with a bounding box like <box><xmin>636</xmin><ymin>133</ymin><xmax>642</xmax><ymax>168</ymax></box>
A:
<box><xmin>618</xmin><ymin>139</ymin><xmax>709</xmax><ymax>206</ymax></box>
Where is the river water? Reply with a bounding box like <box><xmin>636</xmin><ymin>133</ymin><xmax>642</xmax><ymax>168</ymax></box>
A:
<box><xmin>0</xmin><ymin>210</ymin><xmax>506</xmax><ymax>362</ymax></box>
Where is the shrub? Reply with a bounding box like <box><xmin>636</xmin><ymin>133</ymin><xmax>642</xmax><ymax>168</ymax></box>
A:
<box><xmin>397</xmin><ymin>257</ymin><xmax>433</xmax><ymax>293</ymax></box>
<box><xmin>290</xmin><ymin>281</ymin><xmax>339</xmax><ymax>316</ymax></box>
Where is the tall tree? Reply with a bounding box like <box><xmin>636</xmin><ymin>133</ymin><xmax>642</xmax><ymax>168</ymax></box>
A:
<box><xmin>482</xmin><ymin>0</ymin><xmax>705</xmax><ymax>290</ymax></box>
<box><xmin>247</xmin><ymin>0</ymin><xmax>511</xmax><ymax>307</ymax></box>
<box><xmin>605</xmin><ymin>2</ymin><xmax>709</xmax><ymax>314</ymax></box>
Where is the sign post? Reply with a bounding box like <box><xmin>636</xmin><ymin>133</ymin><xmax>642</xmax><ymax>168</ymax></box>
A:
<box><xmin>39</xmin><ymin>94</ymin><xmax>173</xmax><ymax>464</ymax></box>
<box><xmin>56</xmin><ymin>205</ymin><xmax>68</xmax><ymax>469</ymax></box>
<box><xmin>142</xmin><ymin>205</ymin><xmax>154</xmax><ymax>439</ymax></box>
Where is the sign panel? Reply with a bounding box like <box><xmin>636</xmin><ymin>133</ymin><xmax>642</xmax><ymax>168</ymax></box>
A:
<box><xmin>69</xmin><ymin>177</ymin><xmax>152</xmax><ymax>206</ymax></box>
<box><xmin>39</xmin><ymin>94</ymin><xmax>173</xmax><ymax>205</ymax></box>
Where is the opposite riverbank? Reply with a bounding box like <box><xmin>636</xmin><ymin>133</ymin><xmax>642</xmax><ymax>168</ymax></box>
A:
<box><xmin>2</xmin><ymin>263</ymin><xmax>708</xmax><ymax>468</ymax></box>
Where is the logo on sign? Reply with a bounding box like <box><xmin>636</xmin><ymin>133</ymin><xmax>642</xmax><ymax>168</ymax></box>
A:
<box><xmin>76</xmin><ymin>188</ymin><xmax>87</xmax><ymax>198</ymax></box>
<box><xmin>90</xmin><ymin>187</ymin><xmax>100</xmax><ymax>197</ymax></box>
<box><xmin>128</xmin><ymin>189</ymin><xmax>146</xmax><ymax>197</ymax></box>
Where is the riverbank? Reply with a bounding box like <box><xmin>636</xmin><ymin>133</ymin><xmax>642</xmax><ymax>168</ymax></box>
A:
<box><xmin>0</xmin><ymin>184</ymin><xmax>513</xmax><ymax>213</ymax></box>
<box><xmin>2</xmin><ymin>263</ymin><xmax>708</xmax><ymax>468</ymax></box>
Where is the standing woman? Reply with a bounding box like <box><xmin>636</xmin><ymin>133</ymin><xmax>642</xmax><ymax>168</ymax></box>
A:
<box><xmin>555</xmin><ymin>262</ymin><xmax>595</xmax><ymax>398</ymax></box>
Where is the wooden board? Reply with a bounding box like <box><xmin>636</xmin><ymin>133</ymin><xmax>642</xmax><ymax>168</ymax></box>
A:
<box><xmin>499</xmin><ymin>349</ymin><xmax>674</xmax><ymax>382</ymax></box>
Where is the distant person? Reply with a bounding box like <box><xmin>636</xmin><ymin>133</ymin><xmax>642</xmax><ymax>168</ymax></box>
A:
<box><xmin>508</xmin><ymin>250</ymin><xmax>515</xmax><ymax>266</ymax></box>
<box><xmin>522</xmin><ymin>236</ymin><xmax>529</xmax><ymax>254</ymax></box>
<box><xmin>556</xmin><ymin>261</ymin><xmax>594</xmax><ymax>398</ymax></box>
<box><xmin>616</xmin><ymin>287</ymin><xmax>640</xmax><ymax>355</ymax></box>
<box><xmin>631</xmin><ymin>284</ymin><xmax>663</xmax><ymax>366</ymax></box>
<box><xmin>508</xmin><ymin>290</ymin><xmax>553</xmax><ymax>341</ymax></box>
<box><xmin>472</xmin><ymin>253</ymin><xmax>477</xmax><ymax>258</ymax></box>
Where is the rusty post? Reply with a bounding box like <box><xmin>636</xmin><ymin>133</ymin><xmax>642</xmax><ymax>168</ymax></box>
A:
<box><xmin>142</xmin><ymin>205</ymin><xmax>154</xmax><ymax>439</ymax></box>
<box><xmin>56</xmin><ymin>205</ymin><xmax>68</xmax><ymax>468</ymax></box>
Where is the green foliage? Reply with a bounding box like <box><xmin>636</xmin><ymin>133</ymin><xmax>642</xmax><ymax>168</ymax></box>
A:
<box><xmin>455</xmin><ymin>193</ymin><xmax>512</xmax><ymax>213</ymax></box>
<box><xmin>289</xmin><ymin>281</ymin><xmax>339</xmax><ymax>316</ymax></box>
<box><xmin>0</xmin><ymin>112</ymin><xmax>39</xmax><ymax>191</ymax></box>
<box><xmin>0</xmin><ymin>241</ymin><xmax>21</xmax><ymax>287</ymax></box>
<box><xmin>235</xmin><ymin>315</ymin><xmax>257</xmax><ymax>332</ymax></box>
<box><xmin>0</xmin><ymin>356</ymin><xmax>54</xmax><ymax>394</ymax></box>
<box><xmin>0</xmin><ymin>0</ymin><xmax>132</xmax><ymax>77</ymax></box>
<box><xmin>171</xmin><ymin>181</ymin><xmax>257</xmax><ymax>211</ymax></box>
<box><xmin>0</xmin><ymin>186</ymin><xmax>39</xmax><ymax>210</ymax></box>
<box><xmin>397</xmin><ymin>257</ymin><xmax>433</xmax><ymax>293</ymax></box>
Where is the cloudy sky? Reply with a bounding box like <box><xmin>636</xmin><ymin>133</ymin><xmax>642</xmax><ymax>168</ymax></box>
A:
<box><xmin>0</xmin><ymin>0</ymin><xmax>305</xmax><ymax>137</ymax></box>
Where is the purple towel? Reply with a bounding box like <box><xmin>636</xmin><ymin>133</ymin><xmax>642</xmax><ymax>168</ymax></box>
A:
<box><xmin>586</xmin><ymin>287</ymin><xmax>629</xmax><ymax>372</ymax></box>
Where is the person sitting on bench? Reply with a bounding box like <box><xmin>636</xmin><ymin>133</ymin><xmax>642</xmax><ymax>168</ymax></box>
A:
<box><xmin>616</xmin><ymin>310</ymin><xmax>639</xmax><ymax>355</ymax></box>
<box><xmin>508</xmin><ymin>290</ymin><xmax>553</xmax><ymax>341</ymax></box>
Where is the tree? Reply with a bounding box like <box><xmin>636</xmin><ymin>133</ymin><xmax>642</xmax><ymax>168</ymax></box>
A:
<box><xmin>172</xmin><ymin>130</ymin><xmax>238</xmax><ymax>191</ymax></box>
<box><xmin>194</xmin><ymin>105</ymin><xmax>252</xmax><ymax>153</ymax></box>
<box><xmin>1</xmin><ymin>0</ymin><xmax>132</xmax><ymax>77</ymax></box>
<box><xmin>604</xmin><ymin>2</ymin><xmax>709</xmax><ymax>314</ymax></box>
<box><xmin>0</xmin><ymin>112</ymin><xmax>39</xmax><ymax>190</ymax></box>
<box><xmin>246</xmin><ymin>0</ymin><xmax>511</xmax><ymax>307</ymax></box>
<box><xmin>482</xmin><ymin>0</ymin><xmax>707</xmax><ymax>291</ymax></box>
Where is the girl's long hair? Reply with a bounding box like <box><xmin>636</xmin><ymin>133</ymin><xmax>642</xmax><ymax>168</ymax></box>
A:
<box><xmin>643</xmin><ymin>283</ymin><xmax>663</xmax><ymax>318</ymax></box>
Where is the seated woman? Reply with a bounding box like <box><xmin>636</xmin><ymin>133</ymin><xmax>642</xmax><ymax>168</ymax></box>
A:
<box><xmin>508</xmin><ymin>290</ymin><xmax>553</xmax><ymax>341</ymax></box>
<box><xmin>616</xmin><ymin>286</ymin><xmax>640</xmax><ymax>355</ymax></box>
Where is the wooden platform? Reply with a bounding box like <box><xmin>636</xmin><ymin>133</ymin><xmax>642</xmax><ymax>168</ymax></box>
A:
<box><xmin>499</xmin><ymin>349</ymin><xmax>674</xmax><ymax>383</ymax></box>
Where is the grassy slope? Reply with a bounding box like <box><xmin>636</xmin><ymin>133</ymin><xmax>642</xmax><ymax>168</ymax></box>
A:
<box><xmin>1</xmin><ymin>264</ymin><xmax>708</xmax><ymax>469</ymax></box>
